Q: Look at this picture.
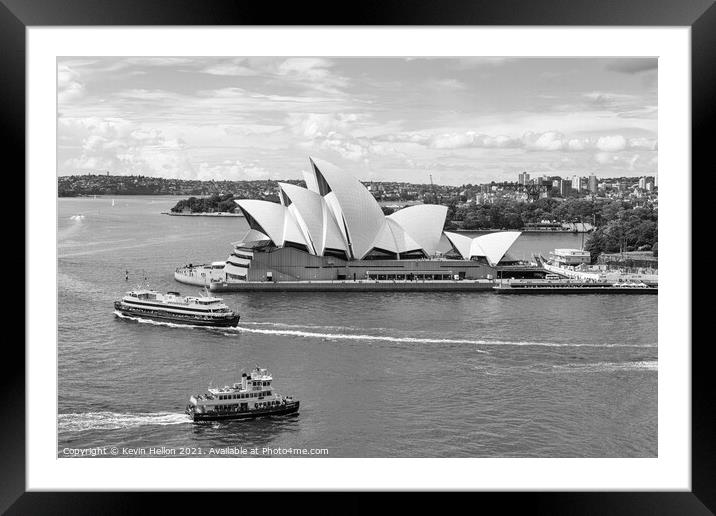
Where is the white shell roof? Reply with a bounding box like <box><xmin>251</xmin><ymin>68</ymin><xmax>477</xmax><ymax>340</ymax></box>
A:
<box><xmin>278</xmin><ymin>182</ymin><xmax>347</xmax><ymax>256</ymax></box>
<box><xmin>237</xmin><ymin>228</ymin><xmax>270</xmax><ymax>245</ymax></box>
<box><xmin>444</xmin><ymin>231</ymin><xmax>521</xmax><ymax>266</ymax></box>
<box><xmin>443</xmin><ymin>231</ymin><xmax>473</xmax><ymax>260</ymax></box>
<box><xmin>308</xmin><ymin>157</ymin><xmax>386</xmax><ymax>259</ymax></box>
<box><xmin>370</xmin><ymin>219</ymin><xmax>423</xmax><ymax>255</ymax></box>
<box><xmin>302</xmin><ymin>168</ymin><xmax>320</xmax><ymax>194</ymax></box>
<box><xmin>234</xmin><ymin>157</ymin><xmax>520</xmax><ymax>264</ymax></box>
<box><xmin>235</xmin><ymin>199</ymin><xmax>309</xmax><ymax>249</ymax></box>
<box><xmin>387</xmin><ymin>204</ymin><xmax>448</xmax><ymax>256</ymax></box>
<box><xmin>471</xmin><ymin>231</ymin><xmax>521</xmax><ymax>266</ymax></box>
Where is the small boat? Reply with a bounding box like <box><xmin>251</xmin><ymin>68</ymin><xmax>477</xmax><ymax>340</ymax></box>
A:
<box><xmin>114</xmin><ymin>288</ymin><xmax>240</xmax><ymax>327</ymax></box>
<box><xmin>186</xmin><ymin>367</ymin><xmax>300</xmax><ymax>422</ymax></box>
<box><xmin>612</xmin><ymin>281</ymin><xmax>649</xmax><ymax>288</ymax></box>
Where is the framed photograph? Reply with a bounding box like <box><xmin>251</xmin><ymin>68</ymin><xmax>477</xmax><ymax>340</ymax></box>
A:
<box><xmin>8</xmin><ymin>0</ymin><xmax>711</xmax><ymax>512</ymax></box>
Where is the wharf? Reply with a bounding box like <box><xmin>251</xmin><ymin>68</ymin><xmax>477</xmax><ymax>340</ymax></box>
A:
<box><xmin>209</xmin><ymin>279</ymin><xmax>496</xmax><ymax>292</ymax></box>
<box><xmin>493</xmin><ymin>279</ymin><xmax>657</xmax><ymax>294</ymax></box>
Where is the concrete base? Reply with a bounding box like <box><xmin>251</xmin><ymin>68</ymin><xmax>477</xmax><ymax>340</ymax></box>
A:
<box><xmin>209</xmin><ymin>279</ymin><xmax>495</xmax><ymax>292</ymax></box>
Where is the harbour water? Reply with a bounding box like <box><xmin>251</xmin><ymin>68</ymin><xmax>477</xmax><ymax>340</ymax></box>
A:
<box><xmin>58</xmin><ymin>196</ymin><xmax>657</xmax><ymax>457</ymax></box>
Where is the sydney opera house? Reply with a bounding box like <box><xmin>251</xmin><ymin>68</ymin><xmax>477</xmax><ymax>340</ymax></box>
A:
<box><xmin>175</xmin><ymin>157</ymin><xmax>522</xmax><ymax>290</ymax></box>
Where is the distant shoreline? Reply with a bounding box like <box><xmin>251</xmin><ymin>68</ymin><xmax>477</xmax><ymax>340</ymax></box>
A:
<box><xmin>161</xmin><ymin>211</ymin><xmax>244</xmax><ymax>217</ymax></box>
<box><xmin>452</xmin><ymin>228</ymin><xmax>592</xmax><ymax>234</ymax></box>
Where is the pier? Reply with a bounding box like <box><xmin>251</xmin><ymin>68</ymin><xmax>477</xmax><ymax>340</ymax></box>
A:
<box><xmin>493</xmin><ymin>279</ymin><xmax>657</xmax><ymax>294</ymax></box>
<box><xmin>209</xmin><ymin>279</ymin><xmax>496</xmax><ymax>292</ymax></box>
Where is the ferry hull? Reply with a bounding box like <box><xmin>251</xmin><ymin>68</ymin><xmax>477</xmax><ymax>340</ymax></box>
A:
<box><xmin>113</xmin><ymin>302</ymin><xmax>240</xmax><ymax>327</ymax></box>
<box><xmin>188</xmin><ymin>401</ymin><xmax>300</xmax><ymax>422</ymax></box>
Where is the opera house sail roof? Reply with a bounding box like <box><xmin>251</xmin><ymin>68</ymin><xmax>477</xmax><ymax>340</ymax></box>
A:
<box><xmin>234</xmin><ymin>157</ymin><xmax>520</xmax><ymax>267</ymax></box>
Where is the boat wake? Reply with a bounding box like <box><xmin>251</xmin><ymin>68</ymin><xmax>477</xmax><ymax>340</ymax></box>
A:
<box><xmin>58</xmin><ymin>411</ymin><xmax>189</xmax><ymax>432</ymax></box>
<box><xmin>113</xmin><ymin>311</ymin><xmax>227</xmax><ymax>330</ymax></box>
<box><xmin>240</xmin><ymin>321</ymin><xmax>369</xmax><ymax>332</ymax></box>
<box><xmin>552</xmin><ymin>360</ymin><xmax>658</xmax><ymax>373</ymax></box>
<box><xmin>114</xmin><ymin>313</ymin><xmax>657</xmax><ymax>350</ymax></box>
<box><xmin>226</xmin><ymin>325</ymin><xmax>656</xmax><ymax>349</ymax></box>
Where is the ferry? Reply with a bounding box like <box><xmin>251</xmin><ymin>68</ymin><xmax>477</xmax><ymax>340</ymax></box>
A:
<box><xmin>537</xmin><ymin>249</ymin><xmax>658</xmax><ymax>286</ymax></box>
<box><xmin>113</xmin><ymin>288</ymin><xmax>240</xmax><ymax>327</ymax></box>
<box><xmin>186</xmin><ymin>367</ymin><xmax>300</xmax><ymax>422</ymax></box>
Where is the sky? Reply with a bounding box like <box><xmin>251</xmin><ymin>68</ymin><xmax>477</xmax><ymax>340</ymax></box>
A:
<box><xmin>57</xmin><ymin>57</ymin><xmax>657</xmax><ymax>185</ymax></box>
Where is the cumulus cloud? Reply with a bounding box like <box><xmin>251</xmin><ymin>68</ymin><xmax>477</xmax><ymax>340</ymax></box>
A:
<box><xmin>57</xmin><ymin>57</ymin><xmax>658</xmax><ymax>182</ymax></box>
<box><xmin>59</xmin><ymin>116</ymin><xmax>196</xmax><ymax>178</ymax></box>
<box><xmin>286</xmin><ymin>112</ymin><xmax>365</xmax><ymax>139</ymax></box>
<box><xmin>58</xmin><ymin>64</ymin><xmax>86</xmax><ymax>104</ymax></box>
<box><xmin>279</xmin><ymin>58</ymin><xmax>349</xmax><ymax>94</ymax></box>
<box><xmin>430</xmin><ymin>132</ymin><xmax>522</xmax><ymax>150</ymax></box>
<box><xmin>524</xmin><ymin>131</ymin><xmax>566</xmax><ymax>151</ymax></box>
<box><xmin>596</xmin><ymin>135</ymin><xmax>627</xmax><ymax>152</ymax></box>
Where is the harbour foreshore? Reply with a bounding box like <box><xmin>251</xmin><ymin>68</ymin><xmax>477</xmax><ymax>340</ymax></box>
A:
<box><xmin>174</xmin><ymin>266</ymin><xmax>657</xmax><ymax>293</ymax></box>
<box><xmin>161</xmin><ymin>211</ymin><xmax>244</xmax><ymax>217</ymax></box>
<box><xmin>209</xmin><ymin>279</ymin><xmax>496</xmax><ymax>292</ymax></box>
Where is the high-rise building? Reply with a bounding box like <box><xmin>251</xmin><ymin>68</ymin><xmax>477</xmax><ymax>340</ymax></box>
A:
<box><xmin>560</xmin><ymin>179</ymin><xmax>572</xmax><ymax>197</ymax></box>
<box><xmin>588</xmin><ymin>175</ymin><xmax>598</xmax><ymax>194</ymax></box>
<box><xmin>518</xmin><ymin>171</ymin><xmax>530</xmax><ymax>185</ymax></box>
<box><xmin>638</xmin><ymin>177</ymin><xmax>647</xmax><ymax>190</ymax></box>
<box><xmin>571</xmin><ymin>175</ymin><xmax>582</xmax><ymax>192</ymax></box>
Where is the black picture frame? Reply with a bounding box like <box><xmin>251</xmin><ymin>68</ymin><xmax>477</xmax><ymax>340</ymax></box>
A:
<box><xmin>7</xmin><ymin>0</ymin><xmax>710</xmax><ymax>513</ymax></box>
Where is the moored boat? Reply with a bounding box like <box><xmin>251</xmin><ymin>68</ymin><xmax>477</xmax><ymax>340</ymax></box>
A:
<box><xmin>186</xmin><ymin>367</ymin><xmax>299</xmax><ymax>422</ymax></box>
<box><xmin>113</xmin><ymin>288</ymin><xmax>240</xmax><ymax>327</ymax></box>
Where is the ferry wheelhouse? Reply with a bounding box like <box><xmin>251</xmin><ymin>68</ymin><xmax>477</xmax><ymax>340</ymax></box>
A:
<box><xmin>186</xmin><ymin>367</ymin><xmax>299</xmax><ymax>422</ymax></box>
<box><xmin>113</xmin><ymin>289</ymin><xmax>240</xmax><ymax>327</ymax></box>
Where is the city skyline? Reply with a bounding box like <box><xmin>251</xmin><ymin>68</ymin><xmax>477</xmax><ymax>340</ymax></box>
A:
<box><xmin>58</xmin><ymin>57</ymin><xmax>657</xmax><ymax>186</ymax></box>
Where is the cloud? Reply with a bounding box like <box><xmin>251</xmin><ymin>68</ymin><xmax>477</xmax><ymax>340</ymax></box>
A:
<box><xmin>275</xmin><ymin>58</ymin><xmax>349</xmax><ymax>94</ymax></box>
<box><xmin>57</xmin><ymin>57</ymin><xmax>658</xmax><ymax>183</ymax></box>
<box><xmin>524</xmin><ymin>131</ymin><xmax>566</xmax><ymax>151</ymax></box>
<box><xmin>58</xmin><ymin>64</ymin><xmax>86</xmax><ymax>104</ymax></box>
<box><xmin>430</xmin><ymin>132</ymin><xmax>522</xmax><ymax>150</ymax></box>
<box><xmin>201</xmin><ymin>59</ymin><xmax>259</xmax><ymax>77</ymax></box>
<box><xmin>428</xmin><ymin>78</ymin><xmax>467</xmax><ymax>91</ymax></box>
<box><xmin>605</xmin><ymin>58</ymin><xmax>657</xmax><ymax>74</ymax></box>
<box><xmin>59</xmin><ymin>116</ymin><xmax>196</xmax><ymax>178</ymax></box>
<box><xmin>583</xmin><ymin>91</ymin><xmax>639</xmax><ymax>107</ymax></box>
<box><xmin>448</xmin><ymin>57</ymin><xmax>513</xmax><ymax>70</ymax></box>
<box><xmin>286</xmin><ymin>112</ymin><xmax>366</xmax><ymax>139</ymax></box>
<box><xmin>627</xmin><ymin>137</ymin><xmax>658</xmax><ymax>151</ymax></box>
<box><xmin>197</xmin><ymin>160</ymin><xmax>270</xmax><ymax>180</ymax></box>
<box><xmin>596</xmin><ymin>135</ymin><xmax>627</xmax><ymax>152</ymax></box>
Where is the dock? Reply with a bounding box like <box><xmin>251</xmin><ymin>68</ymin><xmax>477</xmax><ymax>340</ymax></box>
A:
<box><xmin>493</xmin><ymin>279</ymin><xmax>657</xmax><ymax>294</ymax></box>
<box><xmin>209</xmin><ymin>279</ymin><xmax>496</xmax><ymax>292</ymax></box>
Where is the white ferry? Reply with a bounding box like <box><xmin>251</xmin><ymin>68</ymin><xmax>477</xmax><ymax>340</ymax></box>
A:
<box><xmin>538</xmin><ymin>249</ymin><xmax>658</xmax><ymax>286</ymax></box>
<box><xmin>186</xmin><ymin>367</ymin><xmax>300</xmax><ymax>422</ymax></box>
<box><xmin>114</xmin><ymin>289</ymin><xmax>240</xmax><ymax>327</ymax></box>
